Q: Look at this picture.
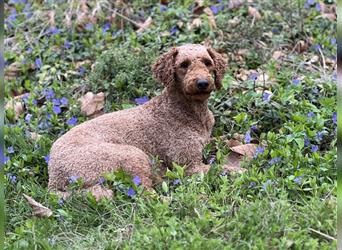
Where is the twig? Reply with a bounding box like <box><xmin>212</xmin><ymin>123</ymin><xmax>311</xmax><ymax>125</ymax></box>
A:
<box><xmin>308</xmin><ymin>227</ymin><xmax>336</xmax><ymax>241</ymax></box>
<box><xmin>101</xmin><ymin>5</ymin><xmax>142</xmax><ymax>28</ymax></box>
<box><xmin>318</xmin><ymin>47</ymin><xmax>327</xmax><ymax>74</ymax></box>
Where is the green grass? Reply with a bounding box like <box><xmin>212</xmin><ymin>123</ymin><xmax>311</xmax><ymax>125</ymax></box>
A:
<box><xmin>4</xmin><ymin>0</ymin><xmax>336</xmax><ymax>249</ymax></box>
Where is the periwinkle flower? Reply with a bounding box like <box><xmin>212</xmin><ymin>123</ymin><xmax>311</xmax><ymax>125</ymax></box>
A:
<box><xmin>35</xmin><ymin>58</ymin><xmax>42</xmax><ymax>69</ymax></box>
<box><xmin>53</xmin><ymin>105</ymin><xmax>61</xmax><ymax>114</ymax></box>
<box><xmin>262</xmin><ymin>92</ymin><xmax>272</xmax><ymax>102</ymax></box>
<box><xmin>135</xmin><ymin>96</ymin><xmax>149</xmax><ymax>105</ymax></box>
<box><xmin>133</xmin><ymin>176</ymin><xmax>141</xmax><ymax>186</ymax></box>
<box><xmin>69</xmin><ymin>175</ymin><xmax>79</xmax><ymax>184</ymax></box>
<box><xmin>7</xmin><ymin>146</ymin><xmax>14</xmax><ymax>154</ymax></box>
<box><xmin>44</xmin><ymin>154</ymin><xmax>50</xmax><ymax>164</ymax></box>
<box><xmin>67</xmin><ymin>117</ymin><xmax>77</xmax><ymax>126</ymax></box>
<box><xmin>127</xmin><ymin>187</ymin><xmax>136</xmax><ymax>197</ymax></box>
<box><xmin>244</xmin><ymin>131</ymin><xmax>251</xmax><ymax>144</ymax></box>
<box><xmin>311</xmin><ymin>145</ymin><xmax>318</xmax><ymax>153</ymax></box>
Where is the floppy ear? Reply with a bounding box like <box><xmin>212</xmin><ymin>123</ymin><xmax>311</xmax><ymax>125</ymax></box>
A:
<box><xmin>152</xmin><ymin>47</ymin><xmax>178</xmax><ymax>87</ymax></box>
<box><xmin>207</xmin><ymin>47</ymin><xmax>227</xmax><ymax>90</ymax></box>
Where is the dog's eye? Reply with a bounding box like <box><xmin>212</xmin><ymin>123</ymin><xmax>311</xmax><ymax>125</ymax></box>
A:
<box><xmin>203</xmin><ymin>59</ymin><xmax>213</xmax><ymax>67</ymax></box>
<box><xmin>180</xmin><ymin>61</ymin><xmax>190</xmax><ymax>69</ymax></box>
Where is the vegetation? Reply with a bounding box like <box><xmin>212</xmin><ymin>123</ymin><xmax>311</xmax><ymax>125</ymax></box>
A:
<box><xmin>4</xmin><ymin>0</ymin><xmax>336</xmax><ymax>249</ymax></box>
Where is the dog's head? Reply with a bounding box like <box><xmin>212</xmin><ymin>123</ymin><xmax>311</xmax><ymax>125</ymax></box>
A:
<box><xmin>152</xmin><ymin>44</ymin><xmax>227</xmax><ymax>101</ymax></box>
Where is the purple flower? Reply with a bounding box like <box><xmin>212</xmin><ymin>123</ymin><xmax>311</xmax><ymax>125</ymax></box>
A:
<box><xmin>316</xmin><ymin>131</ymin><xmax>324</xmax><ymax>141</ymax></box>
<box><xmin>98</xmin><ymin>177</ymin><xmax>106</xmax><ymax>185</ymax></box>
<box><xmin>249</xmin><ymin>73</ymin><xmax>258</xmax><ymax>81</ymax></box>
<box><xmin>262</xmin><ymin>92</ymin><xmax>272</xmax><ymax>102</ymax></box>
<box><xmin>26</xmin><ymin>47</ymin><xmax>32</xmax><ymax>53</ymax></box>
<box><xmin>254</xmin><ymin>146</ymin><xmax>265</xmax><ymax>158</ymax></box>
<box><xmin>127</xmin><ymin>187</ymin><xmax>136</xmax><ymax>197</ymax></box>
<box><xmin>69</xmin><ymin>175</ymin><xmax>79</xmax><ymax>184</ymax></box>
<box><xmin>4</xmin><ymin>156</ymin><xmax>10</xmax><ymax>164</ymax></box>
<box><xmin>160</xmin><ymin>4</ymin><xmax>167</xmax><ymax>12</ymax></box>
<box><xmin>173</xmin><ymin>179</ymin><xmax>181</xmax><ymax>185</ymax></box>
<box><xmin>332</xmin><ymin>74</ymin><xmax>337</xmax><ymax>81</ymax></box>
<box><xmin>102</xmin><ymin>22</ymin><xmax>111</xmax><ymax>33</ymax></box>
<box><xmin>170</xmin><ymin>26</ymin><xmax>178</xmax><ymax>35</ymax></box>
<box><xmin>38</xmin><ymin>120</ymin><xmax>51</xmax><ymax>130</ymax></box>
<box><xmin>332</xmin><ymin>112</ymin><xmax>337</xmax><ymax>125</ymax></box>
<box><xmin>292</xmin><ymin>78</ymin><xmax>300</xmax><ymax>85</ymax></box>
<box><xmin>307</xmin><ymin>112</ymin><xmax>314</xmax><ymax>118</ymax></box>
<box><xmin>32</xmin><ymin>99</ymin><xmax>38</xmax><ymax>106</ymax></box>
<box><xmin>330</xmin><ymin>38</ymin><xmax>336</xmax><ymax>45</ymax></box>
<box><xmin>43</xmin><ymin>88</ymin><xmax>55</xmax><ymax>100</ymax></box>
<box><xmin>44</xmin><ymin>154</ymin><xmax>50</xmax><ymax>164</ymax></box>
<box><xmin>79</xmin><ymin>66</ymin><xmax>86</xmax><ymax>75</ymax></box>
<box><xmin>294</xmin><ymin>175</ymin><xmax>303</xmax><ymax>184</ymax></box>
<box><xmin>52</xmin><ymin>98</ymin><xmax>60</xmax><ymax>105</ymax></box>
<box><xmin>315</xmin><ymin>3</ymin><xmax>321</xmax><ymax>11</ymax></box>
<box><xmin>307</xmin><ymin>0</ymin><xmax>315</xmax><ymax>4</ymax></box>
<box><xmin>53</xmin><ymin>105</ymin><xmax>61</xmax><ymax>114</ymax></box>
<box><xmin>135</xmin><ymin>96</ymin><xmax>149</xmax><ymax>105</ymax></box>
<box><xmin>22</xmin><ymin>93</ymin><xmax>30</xmax><ymax>103</ymax></box>
<box><xmin>49</xmin><ymin>26</ymin><xmax>60</xmax><ymax>35</ymax></box>
<box><xmin>208</xmin><ymin>156</ymin><xmax>216</xmax><ymax>164</ymax></box>
<box><xmin>244</xmin><ymin>131</ymin><xmax>251</xmax><ymax>144</ymax></box>
<box><xmin>60</xmin><ymin>97</ymin><xmax>68</xmax><ymax>106</ymax></box>
<box><xmin>57</xmin><ymin>198</ymin><xmax>64</xmax><ymax>206</ymax></box>
<box><xmin>313</xmin><ymin>44</ymin><xmax>321</xmax><ymax>51</ymax></box>
<box><xmin>47</xmin><ymin>113</ymin><xmax>52</xmax><ymax>120</ymax></box>
<box><xmin>85</xmin><ymin>23</ymin><xmax>93</xmax><ymax>30</ymax></box>
<box><xmin>25</xmin><ymin>113</ymin><xmax>32</xmax><ymax>123</ymax></box>
<box><xmin>304</xmin><ymin>137</ymin><xmax>310</xmax><ymax>147</ymax></box>
<box><xmin>262</xmin><ymin>180</ymin><xmax>273</xmax><ymax>190</ymax></box>
<box><xmin>271</xmin><ymin>28</ymin><xmax>280</xmax><ymax>34</ymax></box>
<box><xmin>210</xmin><ymin>5</ymin><xmax>219</xmax><ymax>14</ymax></box>
<box><xmin>269</xmin><ymin>157</ymin><xmax>281</xmax><ymax>165</ymax></box>
<box><xmin>133</xmin><ymin>176</ymin><xmax>141</xmax><ymax>186</ymax></box>
<box><xmin>7</xmin><ymin>174</ymin><xmax>16</xmax><ymax>184</ymax></box>
<box><xmin>249</xmin><ymin>181</ymin><xmax>256</xmax><ymax>187</ymax></box>
<box><xmin>251</xmin><ymin>125</ymin><xmax>257</xmax><ymax>131</ymax></box>
<box><xmin>311</xmin><ymin>145</ymin><xmax>318</xmax><ymax>153</ymax></box>
<box><xmin>67</xmin><ymin>117</ymin><xmax>78</xmax><ymax>126</ymax></box>
<box><xmin>7</xmin><ymin>146</ymin><xmax>14</xmax><ymax>154</ymax></box>
<box><xmin>35</xmin><ymin>58</ymin><xmax>42</xmax><ymax>69</ymax></box>
<box><xmin>64</xmin><ymin>40</ymin><xmax>71</xmax><ymax>49</ymax></box>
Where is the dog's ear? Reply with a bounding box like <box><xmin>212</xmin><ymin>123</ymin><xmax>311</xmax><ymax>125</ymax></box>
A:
<box><xmin>152</xmin><ymin>47</ymin><xmax>178</xmax><ymax>87</ymax></box>
<box><xmin>207</xmin><ymin>47</ymin><xmax>227</xmax><ymax>90</ymax></box>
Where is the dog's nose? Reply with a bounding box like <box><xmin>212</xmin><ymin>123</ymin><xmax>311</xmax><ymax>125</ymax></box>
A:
<box><xmin>196</xmin><ymin>79</ymin><xmax>209</xmax><ymax>90</ymax></box>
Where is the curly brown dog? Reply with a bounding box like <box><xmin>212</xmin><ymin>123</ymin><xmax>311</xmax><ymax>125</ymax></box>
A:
<box><xmin>48</xmin><ymin>44</ymin><xmax>239</xmax><ymax>198</ymax></box>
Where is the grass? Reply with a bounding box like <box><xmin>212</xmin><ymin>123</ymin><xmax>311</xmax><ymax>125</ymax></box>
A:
<box><xmin>4</xmin><ymin>0</ymin><xmax>336</xmax><ymax>249</ymax></box>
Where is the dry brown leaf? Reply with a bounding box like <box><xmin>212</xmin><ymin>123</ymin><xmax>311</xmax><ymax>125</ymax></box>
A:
<box><xmin>189</xmin><ymin>18</ymin><xmax>202</xmax><ymax>30</ymax></box>
<box><xmin>248</xmin><ymin>7</ymin><xmax>261</xmax><ymax>20</ymax></box>
<box><xmin>230</xmin><ymin>144</ymin><xmax>258</xmax><ymax>160</ymax></box>
<box><xmin>317</xmin><ymin>13</ymin><xmax>336</xmax><ymax>21</ymax></box>
<box><xmin>23</xmin><ymin>194</ymin><xmax>53</xmax><ymax>218</ymax></box>
<box><xmin>295</xmin><ymin>40</ymin><xmax>308</xmax><ymax>53</ymax></box>
<box><xmin>228</xmin><ymin>16</ymin><xmax>240</xmax><ymax>26</ymax></box>
<box><xmin>47</xmin><ymin>10</ymin><xmax>55</xmax><ymax>26</ymax></box>
<box><xmin>226</xmin><ymin>139</ymin><xmax>242</xmax><ymax>147</ymax></box>
<box><xmin>28</xmin><ymin>132</ymin><xmax>42</xmax><ymax>140</ymax></box>
<box><xmin>228</xmin><ymin>0</ymin><xmax>243</xmax><ymax>10</ymax></box>
<box><xmin>193</xmin><ymin>0</ymin><xmax>205</xmax><ymax>14</ymax></box>
<box><xmin>224</xmin><ymin>152</ymin><xmax>247</xmax><ymax>173</ymax></box>
<box><xmin>160</xmin><ymin>0</ymin><xmax>169</xmax><ymax>4</ymax></box>
<box><xmin>79</xmin><ymin>92</ymin><xmax>105</xmax><ymax>117</ymax></box>
<box><xmin>203</xmin><ymin>7</ymin><xmax>216</xmax><ymax>29</ymax></box>
<box><xmin>5</xmin><ymin>62</ymin><xmax>20</xmax><ymax>80</ymax></box>
<box><xmin>5</xmin><ymin>99</ymin><xmax>24</xmax><ymax>120</ymax></box>
<box><xmin>309</xmin><ymin>55</ymin><xmax>319</xmax><ymax>64</ymax></box>
<box><xmin>136</xmin><ymin>16</ymin><xmax>153</xmax><ymax>34</ymax></box>
<box><xmin>272</xmin><ymin>50</ymin><xmax>285</xmax><ymax>60</ymax></box>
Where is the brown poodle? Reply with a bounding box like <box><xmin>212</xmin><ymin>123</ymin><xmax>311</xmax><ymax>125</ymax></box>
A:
<box><xmin>48</xmin><ymin>44</ymin><xmax>240</xmax><ymax>198</ymax></box>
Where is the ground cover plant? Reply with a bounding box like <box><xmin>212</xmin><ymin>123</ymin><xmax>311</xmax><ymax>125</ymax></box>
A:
<box><xmin>4</xmin><ymin>0</ymin><xmax>336</xmax><ymax>249</ymax></box>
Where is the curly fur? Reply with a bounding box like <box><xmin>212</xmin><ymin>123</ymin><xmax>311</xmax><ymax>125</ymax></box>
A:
<box><xmin>48</xmin><ymin>44</ymin><xmax>229</xmax><ymax>199</ymax></box>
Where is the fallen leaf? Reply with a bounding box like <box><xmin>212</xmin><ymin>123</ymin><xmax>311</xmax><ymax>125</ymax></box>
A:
<box><xmin>23</xmin><ymin>194</ymin><xmax>53</xmax><ymax>218</ymax></box>
<box><xmin>188</xmin><ymin>18</ymin><xmax>202</xmax><ymax>30</ymax></box>
<box><xmin>5</xmin><ymin>62</ymin><xmax>20</xmax><ymax>80</ymax></box>
<box><xmin>228</xmin><ymin>0</ymin><xmax>243</xmax><ymax>10</ymax></box>
<box><xmin>230</xmin><ymin>143</ymin><xmax>258</xmax><ymax>159</ymax></box>
<box><xmin>136</xmin><ymin>16</ymin><xmax>153</xmax><ymax>34</ymax></box>
<box><xmin>228</xmin><ymin>16</ymin><xmax>240</xmax><ymax>26</ymax></box>
<box><xmin>295</xmin><ymin>40</ymin><xmax>308</xmax><ymax>53</ymax></box>
<box><xmin>226</xmin><ymin>139</ymin><xmax>242</xmax><ymax>147</ymax></box>
<box><xmin>317</xmin><ymin>13</ymin><xmax>336</xmax><ymax>21</ymax></box>
<box><xmin>79</xmin><ymin>92</ymin><xmax>105</xmax><ymax>117</ymax></box>
<box><xmin>272</xmin><ymin>50</ymin><xmax>285</xmax><ymax>60</ymax></box>
<box><xmin>5</xmin><ymin>99</ymin><xmax>24</xmax><ymax>120</ymax></box>
<box><xmin>309</xmin><ymin>55</ymin><xmax>319</xmax><ymax>64</ymax></box>
<box><xmin>47</xmin><ymin>10</ymin><xmax>55</xmax><ymax>26</ymax></box>
<box><xmin>203</xmin><ymin>7</ymin><xmax>216</xmax><ymax>29</ymax></box>
<box><xmin>248</xmin><ymin>7</ymin><xmax>261</xmax><ymax>20</ymax></box>
<box><xmin>223</xmin><ymin>152</ymin><xmax>246</xmax><ymax>173</ymax></box>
